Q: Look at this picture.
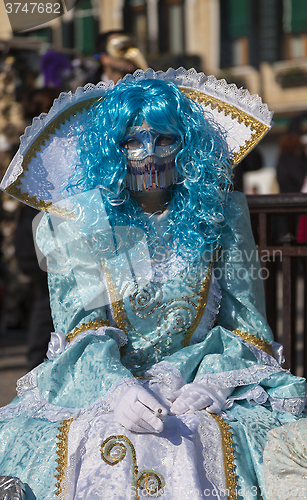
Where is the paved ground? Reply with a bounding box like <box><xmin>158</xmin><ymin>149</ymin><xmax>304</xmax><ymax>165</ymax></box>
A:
<box><xmin>0</xmin><ymin>330</ymin><xmax>27</xmax><ymax>408</ymax></box>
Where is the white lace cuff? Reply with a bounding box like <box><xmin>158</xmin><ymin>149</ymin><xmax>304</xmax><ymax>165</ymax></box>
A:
<box><xmin>269</xmin><ymin>396</ymin><xmax>306</xmax><ymax>416</ymax></box>
<box><xmin>144</xmin><ymin>361</ymin><xmax>186</xmax><ymax>392</ymax></box>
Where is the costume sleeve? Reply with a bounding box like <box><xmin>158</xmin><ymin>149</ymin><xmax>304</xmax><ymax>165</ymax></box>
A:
<box><xmin>34</xmin><ymin>207</ymin><xmax>138</xmax><ymax>410</ymax></box>
<box><xmin>215</xmin><ymin>190</ymin><xmax>272</xmax><ymax>341</ymax></box>
<box><xmin>36</xmin><ymin>330</ymin><xmax>137</xmax><ymax>409</ymax></box>
<box><xmin>36</xmin><ymin>210</ymin><xmax>110</xmax><ymax>335</ymax></box>
<box><xmin>148</xmin><ymin>192</ymin><xmax>306</xmax><ymax>415</ymax></box>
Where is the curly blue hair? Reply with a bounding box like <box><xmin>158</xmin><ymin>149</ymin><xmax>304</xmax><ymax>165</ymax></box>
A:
<box><xmin>68</xmin><ymin>78</ymin><xmax>232</xmax><ymax>261</ymax></box>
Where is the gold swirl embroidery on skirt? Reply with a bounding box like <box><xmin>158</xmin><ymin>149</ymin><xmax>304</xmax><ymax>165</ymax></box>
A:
<box><xmin>101</xmin><ymin>435</ymin><xmax>165</xmax><ymax>499</ymax></box>
<box><xmin>55</xmin><ymin>418</ymin><xmax>73</xmax><ymax>497</ymax></box>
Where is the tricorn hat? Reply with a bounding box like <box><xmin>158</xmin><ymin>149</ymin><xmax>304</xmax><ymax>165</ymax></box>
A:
<box><xmin>0</xmin><ymin>67</ymin><xmax>273</xmax><ymax>217</ymax></box>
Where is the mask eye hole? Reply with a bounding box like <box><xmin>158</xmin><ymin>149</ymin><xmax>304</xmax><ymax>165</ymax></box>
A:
<box><xmin>121</xmin><ymin>138</ymin><xmax>143</xmax><ymax>149</ymax></box>
<box><xmin>156</xmin><ymin>135</ymin><xmax>177</xmax><ymax>146</ymax></box>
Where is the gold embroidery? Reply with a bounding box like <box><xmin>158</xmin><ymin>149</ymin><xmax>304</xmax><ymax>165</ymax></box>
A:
<box><xmin>211</xmin><ymin>414</ymin><xmax>237</xmax><ymax>500</ymax></box>
<box><xmin>158</xmin><ymin>303</ymin><xmax>193</xmax><ymax>334</ymax></box>
<box><xmin>104</xmin><ymin>272</ymin><xmax>159</xmax><ymax>348</ymax></box>
<box><xmin>101</xmin><ymin>435</ymin><xmax>137</xmax><ymax>471</ymax></box>
<box><xmin>232</xmin><ymin>329</ymin><xmax>273</xmax><ymax>356</ymax></box>
<box><xmin>5</xmin><ymin>97</ymin><xmax>100</xmax><ymax>214</ymax></box>
<box><xmin>103</xmin><ymin>261</ymin><xmax>213</xmax><ymax>351</ymax></box>
<box><xmin>101</xmin><ymin>435</ymin><xmax>165</xmax><ymax>500</ymax></box>
<box><xmin>127</xmin><ymin>281</ymin><xmax>162</xmax><ymax>318</ymax></box>
<box><xmin>55</xmin><ymin>418</ymin><xmax>73</xmax><ymax>497</ymax></box>
<box><xmin>179</xmin><ymin>87</ymin><xmax>269</xmax><ymax>166</ymax></box>
<box><xmin>102</xmin><ymin>265</ymin><xmax>130</xmax><ymax>335</ymax></box>
<box><xmin>182</xmin><ymin>263</ymin><xmax>213</xmax><ymax>347</ymax></box>
<box><xmin>3</xmin><ymin>186</ymin><xmax>76</xmax><ymax>218</ymax></box>
<box><xmin>66</xmin><ymin>319</ymin><xmax>110</xmax><ymax>343</ymax></box>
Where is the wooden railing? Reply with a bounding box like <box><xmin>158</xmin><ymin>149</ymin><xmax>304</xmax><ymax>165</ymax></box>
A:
<box><xmin>247</xmin><ymin>193</ymin><xmax>307</xmax><ymax>376</ymax></box>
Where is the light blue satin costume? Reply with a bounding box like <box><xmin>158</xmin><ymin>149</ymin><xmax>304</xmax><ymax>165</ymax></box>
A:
<box><xmin>263</xmin><ymin>417</ymin><xmax>307</xmax><ymax>499</ymax></box>
<box><xmin>0</xmin><ymin>190</ymin><xmax>306</xmax><ymax>500</ymax></box>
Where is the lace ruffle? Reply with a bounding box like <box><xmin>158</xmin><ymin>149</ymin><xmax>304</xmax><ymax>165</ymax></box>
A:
<box><xmin>196</xmin><ymin>411</ymin><xmax>228</xmax><ymax>497</ymax></box>
<box><xmin>269</xmin><ymin>396</ymin><xmax>306</xmax><ymax>415</ymax></box>
<box><xmin>144</xmin><ymin>361</ymin><xmax>186</xmax><ymax>393</ymax></box>
<box><xmin>194</xmin><ymin>362</ymin><xmax>285</xmax><ymax>389</ymax></box>
<box><xmin>120</xmin><ymin>67</ymin><xmax>273</xmax><ymax>126</ymax></box>
<box><xmin>191</xmin><ymin>280</ymin><xmax>221</xmax><ymax>344</ymax></box>
<box><xmin>230</xmin><ymin>385</ymin><xmax>268</xmax><ymax>406</ymax></box>
<box><xmin>195</xmin><ymin>364</ymin><xmax>305</xmax><ymax>416</ymax></box>
<box><xmin>231</xmin><ymin>330</ymin><xmax>281</xmax><ymax>367</ymax></box>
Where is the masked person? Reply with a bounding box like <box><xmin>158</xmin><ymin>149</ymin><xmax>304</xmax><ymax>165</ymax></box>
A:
<box><xmin>91</xmin><ymin>30</ymin><xmax>148</xmax><ymax>85</ymax></box>
<box><xmin>0</xmin><ymin>69</ymin><xmax>306</xmax><ymax>500</ymax></box>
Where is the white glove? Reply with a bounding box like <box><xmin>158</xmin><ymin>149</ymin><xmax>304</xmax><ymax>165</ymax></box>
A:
<box><xmin>168</xmin><ymin>382</ymin><xmax>232</xmax><ymax>415</ymax></box>
<box><xmin>114</xmin><ymin>385</ymin><xmax>168</xmax><ymax>433</ymax></box>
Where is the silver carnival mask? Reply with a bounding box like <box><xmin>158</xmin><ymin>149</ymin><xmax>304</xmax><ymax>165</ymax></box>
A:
<box><xmin>121</xmin><ymin>126</ymin><xmax>181</xmax><ymax>192</ymax></box>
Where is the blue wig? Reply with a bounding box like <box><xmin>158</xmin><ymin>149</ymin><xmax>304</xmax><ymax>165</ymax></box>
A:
<box><xmin>69</xmin><ymin>78</ymin><xmax>232</xmax><ymax>261</ymax></box>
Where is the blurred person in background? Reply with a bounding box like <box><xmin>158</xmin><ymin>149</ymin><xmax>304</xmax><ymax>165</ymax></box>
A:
<box><xmin>90</xmin><ymin>30</ymin><xmax>148</xmax><ymax>85</ymax></box>
<box><xmin>232</xmin><ymin>148</ymin><xmax>263</xmax><ymax>192</ymax></box>
<box><xmin>12</xmin><ymin>50</ymin><xmax>72</xmax><ymax>368</ymax></box>
<box><xmin>275</xmin><ymin>118</ymin><xmax>307</xmax><ymax>243</ymax></box>
<box><xmin>276</xmin><ymin>131</ymin><xmax>307</xmax><ymax>194</ymax></box>
<box><xmin>14</xmin><ymin>201</ymin><xmax>53</xmax><ymax>370</ymax></box>
<box><xmin>295</xmin><ymin>133</ymin><xmax>307</xmax><ymax>244</ymax></box>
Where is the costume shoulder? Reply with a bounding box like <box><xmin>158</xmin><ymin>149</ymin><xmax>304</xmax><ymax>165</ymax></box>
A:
<box><xmin>216</xmin><ymin>190</ymin><xmax>274</xmax><ymax>345</ymax></box>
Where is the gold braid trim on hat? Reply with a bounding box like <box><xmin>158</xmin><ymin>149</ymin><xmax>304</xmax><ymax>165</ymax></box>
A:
<box><xmin>5</xmin><ymin>97</ymin><xmax>100</xmax><ymax>215</ymax></box>
<box><xmin>232</xmin><ymin>329</ymin><xmax>273</xmax><ymax>356</ymax></box>
<box><xmin>179</xmin><ymin>88</ymin><xmax>270</xmax><ymax>166</ymax></box>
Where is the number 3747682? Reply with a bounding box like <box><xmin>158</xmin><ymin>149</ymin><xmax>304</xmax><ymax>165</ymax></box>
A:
<box><xmin>5</xmin><ymin>2</ymin><xmax>61</xmax><ymax>13</ymax></box>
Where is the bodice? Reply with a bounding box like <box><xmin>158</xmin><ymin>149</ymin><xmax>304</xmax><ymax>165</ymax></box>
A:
<box><xmin>102</xmin><ymin>249</ymin><xmax>213</xmax><ymax>375</ymax></box>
